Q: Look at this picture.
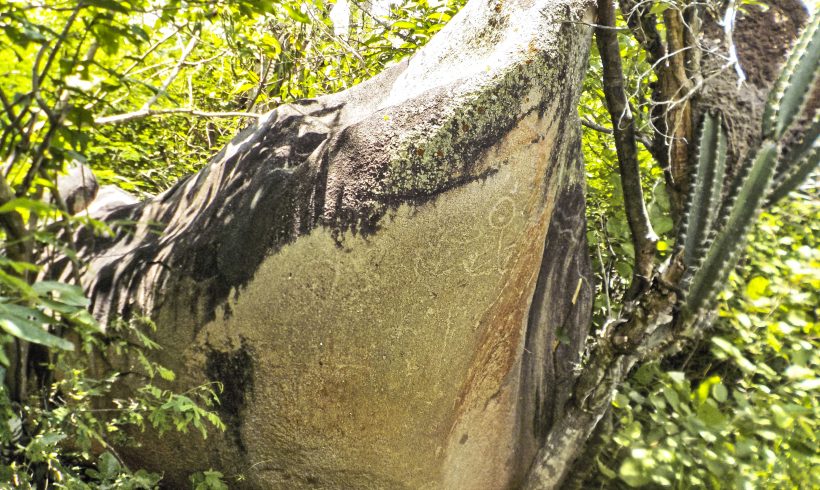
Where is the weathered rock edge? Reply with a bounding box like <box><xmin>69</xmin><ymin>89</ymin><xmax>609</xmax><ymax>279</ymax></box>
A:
<box><xmin>71</xmin><ymin>0</ymin><xmax>595</xmax><ymax>487</ymax></box>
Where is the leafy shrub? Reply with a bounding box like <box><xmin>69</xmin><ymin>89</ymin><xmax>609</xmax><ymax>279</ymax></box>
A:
<box><xmin>594</xmin><ymin>190</ymin><xmax>819</xmax><ymax>488</ymax></box>
<box><xmin>0</xmin><ymin>310</ymin><xmax>224</xmax><ymax>488</ymax></box>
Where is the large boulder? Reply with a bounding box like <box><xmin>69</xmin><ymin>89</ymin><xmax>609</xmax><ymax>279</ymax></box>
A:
<box><xmin>76</xmin><ymin>0</ymin><xmax>595</xmax><ymax>486</ymax></box>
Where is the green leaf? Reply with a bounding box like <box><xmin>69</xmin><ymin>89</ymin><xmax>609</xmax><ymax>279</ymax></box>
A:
<box><xmin>127</xmin><ymin>24</ymin><xmax>150</xmax><ymax>43</ymax></box>
<box><xmin>282</xmin><ymin>4</ymin><xmax>310</xmax><ymax>23</ymax></box>
<box><xmin>712</xmin><ymin>382</ymin><xmax>728</xmax><ymax>403</ymax></box>
<box><xmin>649</xmin><ymin>2</ymin><xmax>670</xmax><ymax>16</ymax></box>
<box><xmin>0</xmin><ymin>345</ymin><xmax>9</xmax><ymax>367</ymax></box>
<box><xmin>711</xmin><ymin>337</ymin><xmax>736</xmax><ymax>356</ymax></box>
<box><xmin>697</xmin><ymin>400</ymin><xmax>726</xmax><ymax>428</ymax></box>
<box><xmin>98</xmin><ymin>451</ymin><xmax>121</xmax><ymax>477</ymax></box>
<box><xmin>261</xmin><ymin>33</ymin><xmax>282</xmax><ymax>57</ymax></box>
<box><xmin>33</xmin><ymin>281</ymin><xmax>90</xmax><ymax>307</ymax></box>
<box><xmin>662</xmin><ymin>385</ymin><xmax>680</xmax><ymax>409</ymax></box>
<box><xmin>793</xmin><ymin>378</ymin><xmax>820</xmax><ymax>391</ymax></box>
<box><xmin>696</xmin><ymin>376</ymin><xmax>720</xmax><ymax>403</ymax></box>
<box><xmin>0</xmin><ymin>311</ymin><xmax>73</xmax><ymax>350</ymax></box>
<box><xmin>68</xmin><ymin>309</ymin><xmax>103</xmax><ymax>332</ymax></box>
<box><xmin>619</xmin><ymin>458</ymin><xmax>651</xmax><ymax>487</ymax></box>
<box><xmin>0</xmin><ymin>270</ymin><xmax>37</xmax><ymax>299</ymax></box>
<box><xmin>745</xmin><ymin>276</ymin><xmax>770</xmax><ymax>299</ymax></box>
<box><xmin>615</xmin><ymin>261</ymin><xmax>633</xmax><ymax>280</ymax></box>
<box><xmin>392</xmin><ymin>21</ymin><xmax>417</xmax><ymax>29</ymax></box>
<box><xmin>613</xmin><ymin>392</ymin><xmax>630</xmax><ymax>408</ymax></box>
<box><xmin>597</xmin><ymin>457</ymin><xmax>618</xmax><ymax>479</ymax></box>
<box><xmin>0</xmin><ymin>197</ymin><xmax>55</xmax><ymax>215</ymax></box>
<box><xmin>771</xmin><ymin>404</ymin><xmax>794</xmax><ymax>429</ymax></box>
<box><xmin>157</xmin><ymin>366</ymin><xmax>176</xmax><ymax>381</ymax></box>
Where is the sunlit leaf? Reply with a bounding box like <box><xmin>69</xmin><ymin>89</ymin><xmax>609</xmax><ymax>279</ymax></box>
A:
<box><xmin>0</xmin><ymin>310</ymin><xmax>73</xmax><ymax>350</ymax></box>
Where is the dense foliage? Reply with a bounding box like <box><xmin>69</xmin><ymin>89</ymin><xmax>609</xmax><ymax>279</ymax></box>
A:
<box><xmin>579</xmin><ymin>8</ymin><xmax>819</xmax><ymax>486</ymax></box>
<box><xmin>596</xmin><ymin>193</ymin><xmax>819</xmax><ymax>488</ymax></box>
<box><xmin>0</xmin><ymin>0</ymin><xmax>816</xmax><ymax>488</ymax></box>
<box><xmin>579</xmin><ymin>8</ymin><xmax>819</xmax><ymax>488</ymax></box>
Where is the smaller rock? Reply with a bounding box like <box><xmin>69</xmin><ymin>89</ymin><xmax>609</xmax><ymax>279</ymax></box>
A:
<box><xmin>87</xmin><ymin>185</ymin><xmax>139</xmax><ymax>216</ymax></box>
<box><xmin>56</xmin><ymin>162</ymin><xmax>99</xmax><ymax>214</ymax></box>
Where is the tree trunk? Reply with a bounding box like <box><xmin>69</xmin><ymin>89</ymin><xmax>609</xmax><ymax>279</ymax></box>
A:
<box><xmin>67</xmin><ymin>0</ymin><xmax>597</xmax><ymax>487</ymax></box>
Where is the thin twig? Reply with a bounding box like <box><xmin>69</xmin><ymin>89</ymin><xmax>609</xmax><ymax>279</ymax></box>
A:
<box><xmin>122</xmin><ymin>27</ymin><xmax>181</xmax><ymax>77</ymax></box>
<box><xmin>140</xmin><ymin>35</ymin><xmax>199</xmax><ymax>112</ymax></box>
<box><xmin>563</xmin><ymin>20</ymin><xmax>630</xmax><ymax>31</ymax></box>
<box><xmin>306</xmin><ymin>5</ymin><xmax>366</xmax><ymax>64</ymax></box>
<box><xmin>349</xmin><ymin>0</ymin><xmax>416</xmax><ymax>44</ymax></box>
<box><xmin>21</xmin><ymin>42</ymin><xmax>99</xmax><ymax>195</ymax></box>
<box><xmin>596</xmin><ymin>238</ymin><xmax>612</xmax><ymax>318</ymax></box>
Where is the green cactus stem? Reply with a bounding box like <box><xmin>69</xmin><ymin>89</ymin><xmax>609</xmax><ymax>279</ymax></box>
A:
<box><xmin>682</xmin><ymin>113</ymin><xmax>728</xmax><ymax>268</ymax></box>
<box><xmin>685</xmin><ymin>142</ymin><xmax>778</xmax><ymax>312</ymax></box>
<box><xmin>761</xmin><ymin>14</ymin><xmax>819</xmax><ymax>140</ymax></box>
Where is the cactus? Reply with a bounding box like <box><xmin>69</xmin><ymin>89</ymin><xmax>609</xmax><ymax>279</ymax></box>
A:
<box><xmin>681</xmin><ymin>113</ymin><xmax>727</xmax><ymax>268</ymax></box>
<box><xmin>682</xmin><ymin>12</ymin><xmax>819</xmax><ymax>313</ymax></box>
<box><xmin>761</xmin><ymin>14</ymin><xmax>819</xmax><ymax>140</ymax></box>
<box><xmin>684</xmin><ymin>142</ymin><xmax>778</xmax><ymax>311</ymax></box>
<box><xmin>767</xmin><ymin>117</ymin><xmax>820</xmax><ymax>204</ymax></box>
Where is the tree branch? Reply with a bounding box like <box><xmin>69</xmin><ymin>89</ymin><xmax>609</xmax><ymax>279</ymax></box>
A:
<box><xmin>581</xmin><ymin>117</ymin><xmax>612</xmax><ymax>134</ymax></box>
<box><xmin>596</xmin><ymin>0</ymin><xmax>658</xmax><ymax>300</ymax></box>
<box><xmin>122</xmin><ymin>27</ymin><xmax>181</xmax><ymax>78</ymax></box>
<box><xmin>140</xmin><ymin>35</ymin><xmax>199</xmax><ymax>112</ymax></box>
<box><xmin>94</xmin><ymin>108</ymin><xmax>265</xmax><ymax>125</ymax></box>
<box><xmin>582</xmin><ymin>117</ymin><xmax>658</xmax><ymax>154</ymax></box>
<box><xmin>21</xmin><ymin>41</ymin><xmax>99</xmax><ymax>195</ymax></box>
<box><xmin>0</xmin><ymin>88</ymin><xmax>25</xmax><ymax>156</ymax></box>
<box><xmin>525</xmin><ymin>269</ymin><xmax>682</xmax><ymax>488</ymax></box>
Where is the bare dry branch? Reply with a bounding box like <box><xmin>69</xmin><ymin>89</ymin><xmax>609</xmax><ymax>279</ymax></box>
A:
<box><xmin>140</xmin><ymin>35</ymin><xmax>199</xmax><ymax>112</ymax></box>
<box><xmin>94</xmin><ymin>108</ymin><xmax>265</xmax><ymax>125</ymax></box>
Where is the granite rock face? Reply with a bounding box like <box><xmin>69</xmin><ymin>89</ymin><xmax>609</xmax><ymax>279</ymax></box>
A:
<box><xmin>75</xmin><ymin>0</ymin><xmax>595</xmax><ymax>486</ymax></box>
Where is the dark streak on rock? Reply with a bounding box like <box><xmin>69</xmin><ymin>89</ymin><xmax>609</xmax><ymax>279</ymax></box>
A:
<box><xmin>205</xmin><ymin>343</ymin><xmax>254</xmax><ymax>452</ymax></box>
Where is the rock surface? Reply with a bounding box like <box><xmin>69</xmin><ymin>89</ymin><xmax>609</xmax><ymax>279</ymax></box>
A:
<box><xmin>75</xmin><ymin>0</ymin><xmax>595</xmax><ymax>487</ymax></box>
<box><xmin>55</xmin><ymin>162</ymin><xmax>98</xmax><ymax>214</ymax></box>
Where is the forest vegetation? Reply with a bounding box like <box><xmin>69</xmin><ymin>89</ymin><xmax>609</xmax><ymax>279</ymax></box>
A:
<box><xmin>0</xmin><ymin>0</ymin><xmax>817</xmax><ymax>488</ymax></box>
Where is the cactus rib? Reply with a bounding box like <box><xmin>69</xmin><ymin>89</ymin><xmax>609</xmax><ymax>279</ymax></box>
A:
<box><xmin>762</xmin><ymin>14</ymin><xmax>819</xmax><ymax>139</ymax></box>
<box><xmin>683</xmin><ymin>10</ymin><xmax>818</xmax><ymax>314</ymax></box>
<box><xmin>682</xmin><ymin>114</ymin><xmax>728</xmax><ymax>267</ymax></box>
<box><xmin>768</xmin><ymin>144</ymin><xmax>819</xmax><ymax>204</ymax></box>
<box><xmin>685</xmin><ymin>142</ymin><xmax>778</xmax><ymax>312</ymax></box>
